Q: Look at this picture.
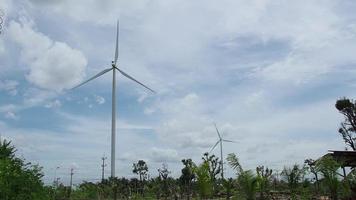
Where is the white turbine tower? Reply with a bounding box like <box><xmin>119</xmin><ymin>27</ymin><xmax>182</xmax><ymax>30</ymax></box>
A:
<box><xmin>210</xmin><ymin>123</ymin><xmax>237</xmax><ymax>179</ymax></box>
<box><xmin>72</xmin><ymin>21</ymin><xmax>155</xmax><ymax>178</ymax></box>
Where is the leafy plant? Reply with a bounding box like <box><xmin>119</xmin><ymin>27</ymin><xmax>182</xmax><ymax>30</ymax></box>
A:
<box><xmin>316</xmin><ymin>155</ymin><xmax>350</xmax><ymax>200</ymax></box>
<box><xmin>158</xmin><ymin>163</ymin><xmax>171</xmax><ymax>199</ymax></box>
<box><xmin>222</xmin><ymin>178</ymin><xmax>235</xmax><ymax>199</ymax></box>
<box><xmin>335</xmin><ymin>98</ymin><xmax>356</xmax><ymax>150</ymax></box>
<box><xmin>202</xmin><ymin>152</ymin><xmax>221</xmax><ymax>194</ymax></box>
<box><xmin>227</xmin><ymin>153</ymin><xmax>258</xmax><ymax>200</ymax></box>
<box><xmin>305</xmin><ymin>158</ymin><xmax>320</xmax><ymax>192</ymax></box>
<box><xmin>179</xmin><ymin>158</ymin><xmax>196</xmax><ymax>199</ymax></box>
<box><xmin>133</xmin><ymin>160</ymin><xmax>149</xmax><ymax>196</ymax></box>
<box><xmin>256</xmin><ymin>165</ymin><xmax>273</xmax><ymax>199</ymax></box>
<box><xmin>238</xmin><ymin>170</ymin><xmax>258</xmax><ymax>200</ymax></box>
<box><xmin>0</xmin><ymin>139</ymin><xmax>49</xmax><ymax>200</ymax></box>
<box><xmin>281</xmin><ymin>164</ymin><xmax>306</xmax><ymax>194</ymax></box>
<box><xmin>227</xmin><ymin>153</ymin><xmax>243</xmax><ymax>175</ymax></box>
<box><xmin>194</xmin><ymin>161</ymin><xmax>213</xmax><ymax>199</ymax></box>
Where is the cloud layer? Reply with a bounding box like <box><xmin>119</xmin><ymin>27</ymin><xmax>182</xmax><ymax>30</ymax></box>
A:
<box><xmin>0</xmin><ymin>0</ymin><xmax>355</xmax><ymax>184</ymax></box>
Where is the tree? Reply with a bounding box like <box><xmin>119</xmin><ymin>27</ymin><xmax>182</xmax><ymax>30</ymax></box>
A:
<box><xmin>256</xmin><ymin>165</ymin><xmax>273</xmax><ymax>199</ymax></box>
<box><xmin>116</xmin><ymin>178</ymin><xmax>131</xmax><ymax>199</ymax></box>
<box><xmin>71</xmin><ymin>181</ymin><xmax>99</xmax><ymax>200</ymax></box>
<box><xmin>202</xmin><ymin>152</ymin><xmax>221</xmax><ymax>194</ymax></box>
<box><xmin>132</xmin><ymin>160</ymin><xmax>148</xmax><ymax>196</ymax></box>
<box><xmin>316</xmin><ymin>155</ymin><xmax>350</xmax><ymax>200</ymax></box>
<box><xmin>305</xmin><ymin>158</ymin><xmax>320</xmax><ymax>192</ymax></box>
<box><xmin>346</xmin><ymin>169</ymin><xmax>356</xmax><ymax>198</ymax></box>
<box><xmin>150</xmin><ymin>176</ymin><xmax>162</xmax><ymax>199</ymax></box>
<box><xmin>129</xmin><ymin>178</ymin><xmax>140</xmax><ymax>196</ymax></box>
<box><xmin>158</xmin><ymin>163</ymin><xmax>171</xmax><ymax>199</ymax></box>
<box><xmin>281</xmin><ymin>164</ymin><xmax>306</xmax><ymax>195</ymax></box>
<box><xmin>179</xmin><ymin>158</ymin><xmax>196</xmax><ymax>199</ymax></box>
<box><xmin>0</xmin><ymin>139</ymin><xmax>49</xmax><ymax>200</ymax></box>
<box><xmin>133</xmin><ymin>160</ymin><xmax>149</xmax><ymax>182</ymax></box>
<box><xmin>335</xmin><ymin>98</ymin><xmax>356</xmax><ymax>150</ymax></box>
<box><xmin>97</xmin><ymin>179</ymin><xmax>112</xmax><ymax>199</ymax></box>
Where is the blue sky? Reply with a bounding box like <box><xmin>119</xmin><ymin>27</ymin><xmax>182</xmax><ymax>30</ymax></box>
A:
<box><xmin>0</xmin><ymin>0</ymin><xmax>355</xmax><ymax>185</ymax></box>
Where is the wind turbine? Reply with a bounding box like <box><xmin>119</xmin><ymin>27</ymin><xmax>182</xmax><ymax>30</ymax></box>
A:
<box><xmin>210</xmin><ymin>123</ymin><xmax>237</xmax><ymax>179</ymax></box>
<box><xmin>72</xmin><ymin>20</ymin><xmax>155</xmax><ymax>178</ymax></box>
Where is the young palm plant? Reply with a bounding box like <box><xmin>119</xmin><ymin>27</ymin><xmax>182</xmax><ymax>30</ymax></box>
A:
<box><xmin>227</xmin><ymin>153</ymin><xmax>258</xmax><ymax>200</ymax></box>
<box><xmin>194</xmin><ymin>162</ymin><xmax>213</xmax><ymax>199</ymax></box>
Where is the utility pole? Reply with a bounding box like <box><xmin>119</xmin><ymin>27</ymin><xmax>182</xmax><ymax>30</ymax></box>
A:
<box><xmin>53</xmin><ymin>166</ymin><xmax>60</xmax><ymax>187</ymax></box>
<box><xmin>70</xmin><ymin>168</ymin><xmax>74</xmax><ymax>189</ymax></box>
<box><xmin>101</xmin><ymin>156</ymin><xmax>107</xmax><ymax>181</ymax></box>
<box><xmin>69</xmin><ymin>168</ymin><xmax>74</xmax><ymax>199</ymax></box>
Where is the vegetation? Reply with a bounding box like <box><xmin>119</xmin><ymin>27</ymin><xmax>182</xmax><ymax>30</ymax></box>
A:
<box><xmin>1</xmin><ymin>98</ymin><xmax>356</xmax><ymax>199</ymax></box>
<box><xmin>335</xmin><ymin>98</ymin><xmax>356</xmax><ymax>150</ymax></box>
<box><xmin>0</xmin><ymin>139</ymin><xmax>50</xmax><ymax>200</ymax></box>
<box><xmin>256</xmin><ymin>165</ymin><xmax>273</xmax><ymax>199</ymax></box>
<box><xmin>132</xmin><ymin>159</ymin><xmax>148</xmax><ymax>196</ymax></box>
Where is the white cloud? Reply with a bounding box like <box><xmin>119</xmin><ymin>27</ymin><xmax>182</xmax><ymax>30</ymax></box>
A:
<box><xmin>0</xmin><ymin>80</ymin><xmax>18</xmax><ymax>96</ymax></box>
<box><xmin>28</xmin><ymin>0</ymin><xmax>151</xmax><ymax>25</ymax></box>
<box><xmin>23</xmin><ymin>87</ymin><xmax>57</xmax><ymax>108</ymax></box>
<box><xmin>44</xmin><ymin>99</ymin><xmax>61</xmax><ymax>108</ymax></box>
<box><xmin>149</xmin><ymin>147</ymin><xmax>179</xmax><ymax>163</ymax></box>
<box><xmin>4</xmin><ymin>111</ymin><xmax>18</xmax><ymax>120</ymax></box>
<box><xmin>94</xmin><ymin>95</ymin><xmax>105</xmax><ymax>105</ymax></box>
<box><xmin>257</xmin><ymin>26</ymin><xmax>356</xmax><ymax>85</ymax></box>
<box><xmin>0</xmin><ymin>104</ymin><xmax>17</xmax><ymax>113</ymax></box>
<box><xmin>7</xmin><ymin>20</ymin><xmax>87</xmax><ymax>91</ymax></box>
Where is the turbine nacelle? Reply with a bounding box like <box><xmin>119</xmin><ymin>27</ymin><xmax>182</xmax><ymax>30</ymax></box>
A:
<box><xmin>210</xmin><ymin>123</ymin><xmax>237</xmax><ymax>153</ymax></box>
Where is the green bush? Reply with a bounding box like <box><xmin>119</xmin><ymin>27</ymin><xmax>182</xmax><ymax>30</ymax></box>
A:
<box><xmin>0</xmin><ymin>139</ymin><xmax>49</xmax><ymax>200</ymax></box>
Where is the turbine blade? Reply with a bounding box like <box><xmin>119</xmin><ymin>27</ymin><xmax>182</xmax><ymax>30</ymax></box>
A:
<box><xmin>214</xmin><ymin>123</ymin><xmax>222</xmax><ymax>139</ymax></box>
<box><xmin>72</xmin><ymin>68</ymin><xmax>112</xmax><ymax>90</ymax></box>
<box><xmin>114</xmin><ymin>20</ymin><xmax>119</xmax><ymax>65</ymax></box>
<box><xmin>222</xmin><ymin>139</ymin><xmax>238</xmax><ymax>143</ymax></box>
<box><xmin>210</xmin><ymin>140</ymin><xmax>220</xmax><ymax>153</ymax></box>
<box><xmin>116</xmin><ymin>68</ymin><xmax>155</xmax><ymax>93</ymax></box>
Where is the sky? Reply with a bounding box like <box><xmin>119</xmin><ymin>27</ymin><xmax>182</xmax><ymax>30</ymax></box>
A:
<box><xmin>0</xmin><ymin>0</ymin><xmax>355</xmax><ymax>185</ymax></box>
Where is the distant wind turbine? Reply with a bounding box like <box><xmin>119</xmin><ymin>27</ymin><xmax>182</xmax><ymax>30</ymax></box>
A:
<box><xmin>210</xmin><ymin>123</ymin><xmax>237</xmax><ymax>179</ymax></box>
<box><xmin>72</xmin><ymin>20</ymin><xmax>155</xmax><ymax>178</ymax></box>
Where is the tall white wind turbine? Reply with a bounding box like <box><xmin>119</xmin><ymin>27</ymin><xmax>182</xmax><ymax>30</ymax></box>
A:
<box><xmin>210</xmin><ymin>123</ymin><xmax>237</xmax><ymax>179</ymax></box>
<box><xmin>72</xmin><ymin>21</ymin><xmax>155</xmax><ymax>178</ymax></box>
